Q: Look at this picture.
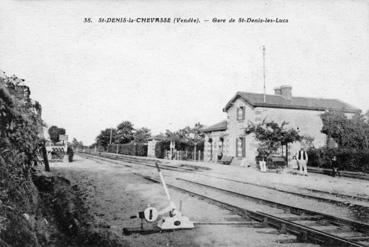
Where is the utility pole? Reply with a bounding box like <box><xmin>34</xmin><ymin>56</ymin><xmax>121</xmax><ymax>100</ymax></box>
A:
<box><xmin>109</xmin><ymin>128</ymin><xmax>113</xmax><ymax>145</ymax></box>
<box><xmin>263</xmin><ymin>45</ymin><xmax>266</xmax><ymax>103</ymax></box>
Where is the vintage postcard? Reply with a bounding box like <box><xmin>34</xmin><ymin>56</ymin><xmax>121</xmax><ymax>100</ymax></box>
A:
<box><xmin>1</xmin><ymin>0</ymin><xmax>369</xmax><ymax>246</ymax></box>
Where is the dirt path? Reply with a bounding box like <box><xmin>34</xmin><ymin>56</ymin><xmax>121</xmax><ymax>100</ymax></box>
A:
<box><xmin>51</xmin><ymin>156</ymin><xmax>317</xmax><ymax>247</ymax></box>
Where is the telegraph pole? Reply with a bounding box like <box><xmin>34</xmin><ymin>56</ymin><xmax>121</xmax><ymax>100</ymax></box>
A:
<box><xmin>263</xmin><ymin>45</ymin><xmax>266</xmax><ymax>103</ymax></box>
<box><xmin>109</xmin><ymin>128</ymin><xmax>113</xmax><ymax>145</ymax></box>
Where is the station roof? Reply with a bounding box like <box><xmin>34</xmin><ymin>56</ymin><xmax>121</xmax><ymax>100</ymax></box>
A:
<box><xmin>202</xmin><ymin>120</ymin><xmax>227</xmax><ymax>133</ymax></box>
<box><xmin>223</xmin><ymin>92</ymin><xmax>360</xmax><ymax>113</ymax></box>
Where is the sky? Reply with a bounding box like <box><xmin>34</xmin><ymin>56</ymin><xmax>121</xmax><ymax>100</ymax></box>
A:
<box><xmin>1</xmin><ymin>0</ymin><xmax>368</xmax><ymax>145</ymax></box>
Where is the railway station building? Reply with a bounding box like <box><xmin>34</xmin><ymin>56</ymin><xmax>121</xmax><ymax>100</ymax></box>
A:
<box><xmin>203</xmin><ymin>85</ymin><xmax>360</xmax><ymax>166</ymax></box>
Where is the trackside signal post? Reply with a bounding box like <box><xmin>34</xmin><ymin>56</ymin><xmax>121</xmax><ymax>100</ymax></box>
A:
<box><xmin>123</xmin><ymin>162</ymin><xmax>194</xmax><ymax>234</ymax></box>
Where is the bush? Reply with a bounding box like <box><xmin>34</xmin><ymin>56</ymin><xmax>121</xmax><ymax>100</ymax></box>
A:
<box><xmin>155</xmin><ymin>141</ymin><xmax>170</xmax><ymax>159</ymax></box>
<box><xmin>307</xmin><ymin>147</ymin><xmax>369</xmax><ymax>172</ymax></box>
<box><xmin>0</xmin><ymin>72</ymin><xmax>43</xmax><ymax>246</ymax></box>
<box><xmin>108</xmin><ymin>143</ymin><xmax>148</xmax><ymax>156</ymax></box>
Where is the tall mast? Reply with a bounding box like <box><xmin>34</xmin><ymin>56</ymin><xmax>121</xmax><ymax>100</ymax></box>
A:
<box><xmin>263</xmin><ymin>45</ymin><xmax>266</xmax><ymax>103</ymax></box>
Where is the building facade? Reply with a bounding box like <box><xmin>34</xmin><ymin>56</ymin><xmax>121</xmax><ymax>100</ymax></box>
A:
<box><xmin>203</xmin><ymin>85</ymin><xmax>360</xmax><ymax>166</ymax></box>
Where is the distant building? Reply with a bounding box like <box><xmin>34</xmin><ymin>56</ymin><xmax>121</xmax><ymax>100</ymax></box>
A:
<box><xmin>203</xmin><ymin>85</ymin><xmax>360</xmax><ymax>165</ymax></box>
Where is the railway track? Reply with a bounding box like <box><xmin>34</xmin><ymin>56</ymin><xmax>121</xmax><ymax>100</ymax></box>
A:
<box><xmin>140</xmin><ymin>174</ymin><xmax>369</xmax><ymax>247</ymax></box>
<box><xmin>80</xmin><ymin>152</ymin><xmax>369</xmax><ymax>206</ymax></box>
<box><xmin>80</xmin><ymin>152</ymin><xmax>369</xmax><ymax>246</ymax></box>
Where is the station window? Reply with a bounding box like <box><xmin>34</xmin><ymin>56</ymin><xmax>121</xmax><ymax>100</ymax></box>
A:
<box><xmin>237</xmin><ymin>106</ymin><xmax>245</xmax><ymax>121</ymax></box>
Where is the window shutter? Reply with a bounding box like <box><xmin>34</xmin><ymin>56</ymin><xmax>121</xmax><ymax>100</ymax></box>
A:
<box><xmin>242</xmin><ymin>137</ymin><xmax>246</xmax><ymax>157</ymax></box>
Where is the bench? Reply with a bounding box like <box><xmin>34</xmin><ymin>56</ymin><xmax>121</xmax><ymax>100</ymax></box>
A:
<box><xmin>218</xmin><ymin>156</ymin><xmax>233</xmax><ymax>165</ymax></box>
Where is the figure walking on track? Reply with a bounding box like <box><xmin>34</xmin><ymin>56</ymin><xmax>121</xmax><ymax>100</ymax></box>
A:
<box><xmin>297</xmin><ymin>148</ymin><xmax>308</xmax><ymax>176</ymax></box>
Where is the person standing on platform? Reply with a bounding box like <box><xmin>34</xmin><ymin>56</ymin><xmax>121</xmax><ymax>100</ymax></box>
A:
<box><xmin>331</xmin><ymin>155</ymin><xmax>340</xmax><ymax>177</ymax></box>
<box><xmin>290</xmin><ymin>155</ymin><xmax>298</xmax><ymax>170</ymax></box>
<box><xmin>67</xmin><ymin>146</ymin><xmax>74</xmax><ymax>163</ymax></box>
<box><xmin>259</xmin><ymin>156</ymin><xmax>267</xmax><ymax>172</ymax></box>
<box><xmin>297</xmin><ymin>148</ymin><xmax>308</xmax><ymax>176</ymax></box>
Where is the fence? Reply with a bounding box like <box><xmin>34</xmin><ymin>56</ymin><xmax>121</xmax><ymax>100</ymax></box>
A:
<box><xmin>165</xmin><ymin>149</ymin><xmax>204</xmax><ymax>161</ymax></box>
<box><xmin>107</xmin><ymin>143</ymin><xmax>148</xmax><ymax>157</ymax></box>
<box><xmin>46</xmin><ymin>144</ymin><xmax>66</xmax><ymax>162</ymax></box>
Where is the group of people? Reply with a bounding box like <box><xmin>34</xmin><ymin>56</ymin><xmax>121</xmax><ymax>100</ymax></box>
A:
<box><xmin>259</xmin><ymin>148</ymin><xmax>309</xmax><ymax>176</ymax></box>
<box><xmin>259</xmin><ymin>148</ymin><xmax>341</xmax><ymax>177</ymax></box>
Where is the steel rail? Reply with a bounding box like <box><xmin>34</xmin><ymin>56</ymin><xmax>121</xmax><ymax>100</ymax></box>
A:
<box><xmin>82</xmin><ymin>152</ymin><xmax>369</xmax><ymax>207</ymax></box>
<box><xmin>187</xmin><ymin>173</ymin><xmax>369</xmax><ymax>207</ymax></box>
<box><xmin>177</xmin><ymin>178</ymin><xmax>369</xmax><ymax>234</ymax></box>
<box><xmin>139</xmin><ymin>174</ymin><xmax>367</xmax><ymax>247</ymax></box>
<box><xmin>82</xmin><ymin>153</ymin><xmax>369</xmax><ymax>246</ymax></box>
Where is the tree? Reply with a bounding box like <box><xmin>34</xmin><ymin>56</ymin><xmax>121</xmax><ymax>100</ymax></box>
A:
<box><xmin>133</xmin><ymin>127</ymin><xmax>151</xmax><ymax>143</ymax></box>
<box><xmin>245</xmin><ymin>120</ymin><xmax>303</xmax><ymax>160</ymax></box>
<box><xmin>164</xmin><ymin>122</ymin><xmax>205</xmax><ymax>144</ymax></box>
<box><xmin>116</xmin><ymin>121</ymin><xmax>134</xmax><ymax>144</ymax></box>
<box><xmin>96</xmin><ymin>128</ymin><xmax>117</xmax><ymax>150</ymax></box>
<box><xmin>320</xmin><ymin>110</ymin><xmax>369</xmax><ymax>150</ymax></box>
<box><xmin>71</xmin><ymin>137</ymin><xmax>84</xmax><ymax>150</ymax></box>
<box><xmin>48</xmin><ymin>125</ymin><xmax>66</xmax><ymax>144</ymax></box>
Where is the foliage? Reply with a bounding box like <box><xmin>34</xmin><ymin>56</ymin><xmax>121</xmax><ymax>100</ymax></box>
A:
<box><xmin>96</xmin><ymin>128</ymin><xmax>117</xmax><ymax>150</ymax></box>
<box><xmin>0</xmin><ymin>72</ymin><xmax>44</xmax><ymax>246</ymax></box>
<box><xmin>312</xmin><ymin>110</ymin><xmax>369</xmax><ymax>172</ymax></box>
<box><xmin>116</xmin><ymin>121</ymin><xmax>134</xmax><ymax>144</ymax></box>
<box><xmin>133</xmin><ymin>127</ymin><xmax>151</xmax><ymax>143</ymax></box>
<box><xmin>301</xmin><ymin>135</ymin><xmax>315</xmax><ymax>149</ymax></box>
<box><xmin>245</xmin><ymin>120</ymin><xmax>303</xmax><ymax>157</ymax></box>
<box><xmin>48</xmin><ymin>125</ymin><xmax>66</xmax><ymax>144</ymax></box>
<box><xmin>71</xmin><ymin>137</ymin><xmax>84</xmax><ymax>150</ymax></box>
<box><xmin>307</xmin><ymin>147</ymin><xmax>369</xmax><ymax>172</ymax></box>
<box><xmin>0</xmin><ymin>73</ymin><xmax>43</xmax><ymax>180</ymax></box>
<box><xmin>150</xmin><ymin>122</ymin><xmax>206</xmax><ymax>159</ymax></box>
<box><xmin>154</xmin><ymin>140</ymin><xmax>171</xmax><ymax>159</ymax></box>
<box><xmin>320</xmin><ymin>110</ymin><xmax>369</xmax><ymax>149</ymax></box>
<box><xmin>164</xmin><ymin>122</ymin><xmax>205</xmax><ymax>144</ymax></box>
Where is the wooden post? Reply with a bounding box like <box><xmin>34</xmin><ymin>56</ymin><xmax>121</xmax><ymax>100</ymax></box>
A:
<box><xmin>194</xmin><ymin>144</ymin><xmax>197</xmax><ymax>161</ymax></box>
<box><xmin>116</xmin><ymin>144</ymin><xmax>119</xmax><ymax>154</ymax></box>
<box><xmin>285</xmin><ymin>143</ymin><xmax>289</xmax><ymax>166</ymax></box>
<box><xmin>41</xmin><ymin>143</ymin><xmax>50</xmax><ymax>172</ymax></box>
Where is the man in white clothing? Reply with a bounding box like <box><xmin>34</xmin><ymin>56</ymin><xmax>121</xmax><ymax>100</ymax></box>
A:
<box><xmin>297</xmin><ymin>148</ymin><xmax>308</xmax><ymax>176</ymax></box>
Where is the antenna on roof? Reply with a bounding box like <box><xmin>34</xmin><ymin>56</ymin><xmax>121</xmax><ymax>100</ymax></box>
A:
<box><xmin>262</xmin><ymin>45</ymin><xmax>266</xmax><ymax>103</ymax></box>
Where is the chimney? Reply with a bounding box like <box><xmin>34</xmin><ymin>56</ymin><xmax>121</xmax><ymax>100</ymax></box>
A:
<box><xmin>280</xmin><ymin>85</ymin><xmax>292</xmax><ymax>99</ymax></box>
<box><xmin>274</xmin><ymin>87</ymin><xmax>281</xmax><ymax>95</ymax></box>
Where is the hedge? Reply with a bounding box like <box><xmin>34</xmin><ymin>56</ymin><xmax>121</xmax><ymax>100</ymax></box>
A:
<box><xmin>107</xmin><ymin>143</ymin><xmax>148</xmax><ymax>156</ymax></box>
<box><xmin>307</xmin><ymin>147</ymin><xmax>369</xmax><ymax>173</ymax></box>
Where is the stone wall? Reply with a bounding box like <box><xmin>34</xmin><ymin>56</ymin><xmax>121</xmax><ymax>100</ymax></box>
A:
<box><xmin>226</xmin><ymin>98</ymin><xmax>256</xmax><ymax>164</ymax></box>
<box><xmin>204</xmin><ymin>130</ymin><xmax>227</xmax><ymax>162</ymax></box>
